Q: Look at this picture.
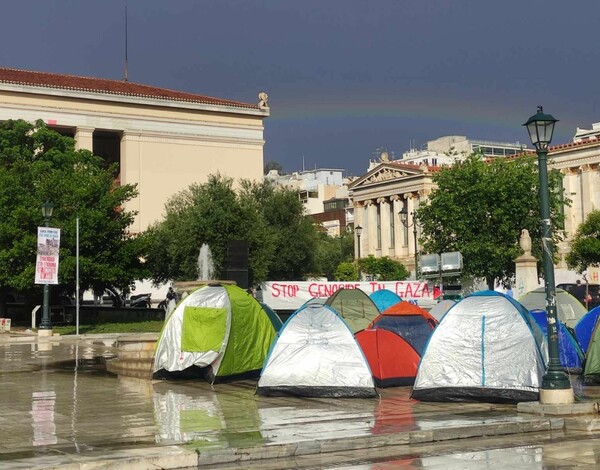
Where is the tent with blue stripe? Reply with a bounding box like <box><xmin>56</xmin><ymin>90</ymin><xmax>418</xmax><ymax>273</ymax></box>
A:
<box><xmin>369</xmin><ymin>289</ymin><xmax>402</xmax><ymax>313</ymax></box>
<box><xmin>530</xmin><ymin>309</ymin><xmax>584</xmax><ymax>374</ymax></box>
<box><xmin>575</xmin><ymin>305</ymin><xmax>600</xmax><ymax>354</ymax></box>
<box><xmin>412</xmin><ymin>291</ymin><xmax>547</xmax><ymax>403</ymax></box>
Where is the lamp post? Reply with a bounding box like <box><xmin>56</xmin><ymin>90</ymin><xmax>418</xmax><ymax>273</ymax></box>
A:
<box><xmin>39</xmin><ymin>201</ymin><xmax>54</xmax><ymax>332</ymax></box>
<box><xmin>523</xmin><ymin>106</ymin><xmax>573</xmax><ymax>404</ymax></box>
<box><xmin>355</xmin><ymin>225</ymin><xmax>363</xmax><ymax>281</ymax></box>
<box><xmin>355</xmin><ymin>225</ymin><xmax>362</xmax><ymax>259</ymax></box>
<box><xmin>399</xmin><ymin>207</ymin><xmax>419</xmax><ymax>279</ymax></box>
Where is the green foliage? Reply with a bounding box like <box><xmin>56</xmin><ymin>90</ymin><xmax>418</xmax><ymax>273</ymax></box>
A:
<box><xmin>566</xmin><ymin>210</ymin><xmax>600</xmax><ymax>273</ymax></box>
<box><xmin>0</xmin><ymin>120</ymin><xmax>146</xmax><ymax>300</ymax></box>
<box><xmin>143</xmin><ymin>175</ymin><xmax>319</xmax><ymax>285</ymax></box>
<box><xmin>312</xmin><ymin>229</ymin><xmax>355</xmax><ymax>280</ymax></box>
<box><xmin>417</xmin><ymin>153</ymin><xmax>567</xmax><ymax>288</ymax></box>
<box><xmin>335</xmin><ymin>262</ymin><xmax>359</xmax><ymax>281</ymax></box>
<box><xmin>263</xmin><ymin>161</ymin><xmax>283</xmax><ymax>175</ymax></box>
<box><xmin>359</xmin><ymin>256</ymin><xmax>410</xmax><ymax>281</ymax></box>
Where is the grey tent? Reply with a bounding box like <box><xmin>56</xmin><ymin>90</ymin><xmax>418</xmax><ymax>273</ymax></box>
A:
<box><xmin>257</xmin><ymin>303</ymin><xmax>377</xmax><ymax>398</ymax></box>
<box><xmin>325</xmin><ymin>288</ymin><xmax>380</xmax><ymax>333</ymax></box>
<box><xmin>412</xmin><ymin>290</ymin><xmax>546</xmax><ymax>403</ymax></box>
<box><xmin>519</xmin><ymin>287</ymin><xmax>586</xmax><ymax>328</ymax></box>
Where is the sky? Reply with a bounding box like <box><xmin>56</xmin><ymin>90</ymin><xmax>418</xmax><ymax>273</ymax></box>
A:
<box><xmin>1</xmin><ymin>1</ymin><xmax>599</xmax><ymax>176</ymax></box>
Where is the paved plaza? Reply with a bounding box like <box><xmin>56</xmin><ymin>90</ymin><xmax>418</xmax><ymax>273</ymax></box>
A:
<box><xmin>2</xmin><ymin>332</ymin><xmax>600</xmax><ymax>469</ymax></box>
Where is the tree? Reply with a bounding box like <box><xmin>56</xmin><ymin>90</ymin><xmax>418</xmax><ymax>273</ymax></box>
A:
<box><xmin>335</xmin><ymin>262</ymin><xmax>359</xmax><ymax>281</ymax></box>
<box><xmin>566</xmin><ymin>210</ymin><xmax>600</xmax><ymax>273</ymax></box>
<box><xmin>359</xmin><ymin>256</ymin><xmax>410</xmax><ymax>281</ymax></box>
<box><xmin>311</xmin><ymin>228</ymin><xmax>355</xmax><ymax>280</ymax></box>
<box><xmin>143</xmin><ymin>175</ymin><xmax>319</xmax><ymax>285</ymax></box>
<box><xmin>0</xmin><ymin>120</ymin><xmax>146</xmax><ymax>314</ymax></box>
<box><xmin>417</xmin><ymin>153</ymin><xmax>567</xmax><ymax>289</ymax></box>
<box><xmin>263</xmin><ymin>161</ymin><xmax>283</xmax><ymax>175</ymax></box>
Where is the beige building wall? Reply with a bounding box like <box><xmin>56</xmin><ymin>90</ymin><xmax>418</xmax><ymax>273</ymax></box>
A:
<box><xmin>0</xmin><ymin>80</ymin><xmax>268</xmax><ymax>232</ymax></box>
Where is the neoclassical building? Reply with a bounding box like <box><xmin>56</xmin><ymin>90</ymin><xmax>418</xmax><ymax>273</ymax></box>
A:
<box><xmin>350</xmin><ymin>132</ymin><xmax>600</xmax><ymax>280</ymax></box>
<box><xmin>0</xmin><ymin>67</ymin><xmax>269</xmax><ymax>232</ymax></box>
<box><xmin>348</xmin><ymin>162</ymin><xmax>437</xmax><ymax>273</ymax></box>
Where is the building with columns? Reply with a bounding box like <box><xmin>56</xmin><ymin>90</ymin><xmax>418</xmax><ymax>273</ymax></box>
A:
<box><xmin>348</xmin><ymin>162</ymin><xmax>436</xmax><ymax>274</ymax></box>
<box><xmin>351</xmin><ymin>127</ymin><xmax>600</xmax><ymax>282</ymax></box>
<box><xmin>0</xmin><ymin>67</ymin><xmax>269</xmax><ymax>232</ymax></box>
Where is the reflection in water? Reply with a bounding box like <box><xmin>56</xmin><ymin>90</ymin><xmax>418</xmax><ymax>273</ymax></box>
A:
<box><xmin>334</xmin><ymin>446</ymin><xmax>544</xmax><ymax>469</ymax></box>
<box><xmin>152</xmin><ymin>382</ymin><xmax>266</xmax><ymax>448</ymax></box>
<box><xmin>31</xmin><ymin>390</ymin><xmax>57</xmax><ymax>446</ymax></box>
<box><xmin>153</xmin><ymin>383</ymin><xmax>224</xmax><ymax>444</ymax></box>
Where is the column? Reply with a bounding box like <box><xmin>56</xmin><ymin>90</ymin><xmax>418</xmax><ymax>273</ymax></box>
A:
<box><xmin>121</xmin><ymin>131</ymin><xmax>142</xmax><ymax>233</ymax></box>
<box><xmin>378</xmin><ymin>197</ymin><xmax>390</xmax><ymax>257</ymax></box>
<box><xmin>581</xmin><ymin>165</ymin><xmax>593</xmax><ymax>216</ymax></box>
<box><xmin>366</xmin><ymin>200</ymin><xmax>377</xmax><ymax>257</ymax></box>
<box><xmin>391</xmin><ymin>195</ymin><xmax>402</xmax><ymax>258</ymax></box>
<box><xmin>562</xmin><ymin>168</ymin><xmax>576</xmax><ymax>237</ymax></box>
<box><xmin>404</xmin><ymin>193</ymin><xmax>416</xmax><ymax>261</ymax></box>
<box><xmin>74</xmin><ymin>126</ymin><xmax>94</xmax><ymax>151</ymax></box>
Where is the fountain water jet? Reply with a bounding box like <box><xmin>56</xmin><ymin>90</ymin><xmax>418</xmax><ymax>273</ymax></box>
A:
<box><xmin>197</xmin><ymin>243</ymin><xmax>215</xmax><ymax>281</ymax></box>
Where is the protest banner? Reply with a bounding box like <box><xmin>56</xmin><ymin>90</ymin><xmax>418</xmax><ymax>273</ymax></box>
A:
<box><xmin>262</xmin><ymin>280</ymin><xmax>440</xmax><ymax>310</ymax></box>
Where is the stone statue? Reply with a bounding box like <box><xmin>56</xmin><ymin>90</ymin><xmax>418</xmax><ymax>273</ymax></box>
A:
<box><xmin>520</xmin><ymin>229</ymin><xmax>532</xmax><ymax>256</ymax></box>
<box><xmin>258</xmin><ymin>92</ymin><xmax>269</xmax><ymax>110</ymax></box>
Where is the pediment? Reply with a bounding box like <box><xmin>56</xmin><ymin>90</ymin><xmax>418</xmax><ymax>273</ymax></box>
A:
<box><xmin>348</xmin><ymin>163</ymin><xmax>424</xmax><ymax>189</ymax></box>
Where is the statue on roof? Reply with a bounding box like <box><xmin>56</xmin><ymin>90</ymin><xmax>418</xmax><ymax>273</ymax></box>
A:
<box><xmin>258</xmin><ymin>92</ymin><xmax>269</xmax><ymax>110</ymax></box>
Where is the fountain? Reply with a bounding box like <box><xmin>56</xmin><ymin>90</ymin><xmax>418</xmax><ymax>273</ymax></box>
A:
<box><xmin>197</xmin><ymin>243</ymin><xmax>215</xmax><ymax>281</ymax></box>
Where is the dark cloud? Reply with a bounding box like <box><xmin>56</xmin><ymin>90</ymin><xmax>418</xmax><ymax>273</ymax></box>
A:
<box><xmin>1</xmin><ymin>0</ymin><xmax>598</xmax><ymax>174</ymax></box>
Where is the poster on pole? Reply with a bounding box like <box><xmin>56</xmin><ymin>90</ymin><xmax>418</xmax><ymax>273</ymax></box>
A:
<box><xmin>35</xmin><ymin>227</ymin><xmax>61</xmax><ymax>285</ymax></box>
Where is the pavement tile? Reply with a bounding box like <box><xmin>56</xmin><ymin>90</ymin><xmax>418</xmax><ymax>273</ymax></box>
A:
<box><xmin>4</xmin><ymin>336</ymin><xmax>600</xmax><ymax>469</ymax></box>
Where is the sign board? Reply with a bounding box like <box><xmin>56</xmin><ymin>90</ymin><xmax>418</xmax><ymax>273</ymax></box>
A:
<box><xmin>0</xmin><ymin>318</ymin><xmax>10</xmax><ymax>332</ymax></box>
<box><xmin>262</xmin><ymin>281</ymin><xmax>441</xmax><ymax>311</ymax></box>
<box><xmin>35</xmin><ymin>227</ymin><xmax>60</xmax><ymax>285</ymax></box>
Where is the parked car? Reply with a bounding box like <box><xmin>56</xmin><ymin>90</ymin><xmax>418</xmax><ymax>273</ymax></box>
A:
<box><xmin>557</xmin><ymin>283</ymin><xmax>600</xmax><ymax>310</ymax></box>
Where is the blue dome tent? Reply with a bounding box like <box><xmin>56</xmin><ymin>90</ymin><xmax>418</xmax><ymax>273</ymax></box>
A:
<box><xmin>575</xmin><ymin>306</ymin><xmax>600</xmax><ymax>354</ymax></box>
<box><xmin>530</xmin><ymin>309</ymin><xmax>584</xmax><ymax>374</ymax></box>
<box><xmin>369</xmin><ymin>289</ymin><xmax>402</xmax><ymax>313</ymax></box>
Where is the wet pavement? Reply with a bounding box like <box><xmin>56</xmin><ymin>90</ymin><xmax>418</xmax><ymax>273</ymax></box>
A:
<box><xmin>2</xmin><ymin>333</ymin><xmax>600</xmax><ymax>469</ymax></box>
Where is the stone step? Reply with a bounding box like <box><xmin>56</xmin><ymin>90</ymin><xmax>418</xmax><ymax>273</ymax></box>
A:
<box><xmin>106</xmin><ymin>357</ymin><xmax>154</xmax><ymax>380</ymax></box>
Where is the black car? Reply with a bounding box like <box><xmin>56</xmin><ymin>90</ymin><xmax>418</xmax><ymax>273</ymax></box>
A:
<box><xmin>557</xmin><ymin>283</ymin><xmax>600</xmax><ymax>310</ymax></box>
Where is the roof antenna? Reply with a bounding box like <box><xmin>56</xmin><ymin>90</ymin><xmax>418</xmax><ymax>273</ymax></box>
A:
<box><xmin>124</xmin><ymin>4</ymin><xmax>129</xmax><ymax>81</ymax></box>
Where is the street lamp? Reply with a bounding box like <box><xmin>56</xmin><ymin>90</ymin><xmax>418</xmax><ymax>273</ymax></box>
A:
<box><xmin>355</xmin><ymin>225</ymin><xmax>362</xmax><ymax>259</ymax></box>
<box><xmin>399</xmin><ymin>206</ymin><xmax>419</xmax><ymax>279</ymax></box>
<box><xmin>523</xmin><ymin>106</ymin><xmax>573</xmax><ymax>404</ymax></box>
<box><xmin>39</xmin><ymin>201</ymin><xmax>54</xmax><ymax>331</ymax></box>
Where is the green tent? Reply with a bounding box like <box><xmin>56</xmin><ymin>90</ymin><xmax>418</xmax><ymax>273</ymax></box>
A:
<box><xmin>153</xmin><ymin>284</ymin><xmax>277</xmax><ymax>382</ymax></box>
<box><xmin>325</xmin><ymin>288</ymin><xmax>380</xmax><ymax>333</ymax></box>
<box><xmin>584</xmin><ymin>317</ymin><xmax>600</xmax><ymax>383</ymax></box>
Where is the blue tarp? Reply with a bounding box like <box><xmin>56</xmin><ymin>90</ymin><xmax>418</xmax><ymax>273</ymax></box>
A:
<box><xmin>369</xmin><ymin>289</ymin><xmax>402</xmax><ymax>313</ymax></box>
<box><xmin>575</xmin><ymin>306</ymin><xmax>600</xmax><ymax>354</ymax></box>
<box><xmin>531</xmin><ymin>309</ymin><xmax>585</xmax><ymax>373</ymax></box>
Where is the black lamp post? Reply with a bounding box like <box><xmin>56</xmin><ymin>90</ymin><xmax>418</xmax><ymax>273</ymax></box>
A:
<box><xmin>399</xmin><ymin>207</ymin><xmax>419</xmax><ymax>279</ymax></box>
<box><xmin>355</xmin><ymin>225</ymin><xmax>362</xmax><ymax>259</ymax></box>
<box><xmin>523</xmin><ymin>106</ymin><xmax>573</xmax><ymax>402</ymax></box>
<box><xmin>39</xmin><ymin>201</ymin><xmax>54</xmax><ymax>331</ymax></box>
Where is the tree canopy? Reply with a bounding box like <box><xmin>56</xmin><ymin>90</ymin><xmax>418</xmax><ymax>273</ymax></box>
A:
<box><xmin>359</xmin><ymin>256</ymin><xmax>410</xmax><ymax>281</ymax></box>
<box><xmin>142</xmin><ymin>175</ymin><xmax>319</xmax><ymax>285</ymax></box>
<box><xmin>417</xmin><ymin>153</ymin><xmax>567</xmax><ymax>289</ymax></box>
<box><xmin>0</xmin><ymin>119</ymin><xmax>146</xmax><ymax>310</ymax></box>
<box><xmin>263</xmin><ymin>161</ymin><xmax>283</xmax><ymax>175</ymax></box>
<box><xmin>566</xmin><ymin>209</ymin><xmax>600</xmax><ymax>273</ymax></box>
